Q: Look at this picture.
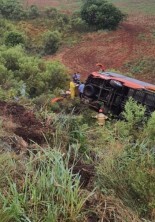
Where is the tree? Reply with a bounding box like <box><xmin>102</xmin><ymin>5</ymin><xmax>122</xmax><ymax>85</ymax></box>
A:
<box><xmin>81</xmin><ymin>0</ymin><xmax>126</xmax><ymax>30</ymax></box>
<box><xmin>43</xmin><ymin>31</ymin><xmax>61</xmax><ymax>55</ymax></box>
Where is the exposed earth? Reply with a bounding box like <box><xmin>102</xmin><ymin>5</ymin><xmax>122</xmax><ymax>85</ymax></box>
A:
<box><xmin>24</xmin><ymin>0</ymin><xmax>155</xmax><ymax>84</ymax></box>
<box><xmin>48</xmin><ymin>15</ymin><xmax>155</xmax><ymax>84</ymax></box>
<box><xmin>0</xmin><ymin>101</ymin><xmax>48</xmax><ymax>153</ymax></box>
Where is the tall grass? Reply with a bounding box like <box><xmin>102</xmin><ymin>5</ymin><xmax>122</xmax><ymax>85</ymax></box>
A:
<box><xmin>0</xmin><ymin>148</ymin><xmax>93</xmax><ymax>222</ymax></box>
<box><xmin>94</xmin><ymin>102</ymin><xmax>155</xmax><ymax>220</ymax></box>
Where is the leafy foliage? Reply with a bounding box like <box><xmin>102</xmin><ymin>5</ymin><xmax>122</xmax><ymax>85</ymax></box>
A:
<box><xmin>5</xmin><ymin>31</ymin><xmax>25</xmax><ymax>46</ymax></box>
<box><xmin>81</xmin><ymin>0</ymin><xmax>126</xmax><ymax>30</ymax></box>
<box><xmin>70</xmin><ymin>12</ymin><xmax>89</xmax><ymax>32</ymax></box>
<box><xmin>43</xmin><ymin>31</ymin><xmax>61</xmax><ymax>55</ymax></box>
<box><xmin>122</xmin><ymin>97</ymin><xmax>146</xmax><ymax>127</ymax></box>
<box><xmin>0</xmin><ymin>0</ymin><xmax>26</xmax><ymax>20</ymax></box>
<box><xmin>0</xmin><ymin>45</ymin><xmax>69</xmax><ymax>98</ymax></box>
<box><xmin>44</xmin><ymin>7</ymin><xmax>58</xmax><ymax>19</ymax></box>
<box><xmin>143</xmin><ymin>111</ymin><xmax>155</xmax><ymax>146</ymax></box>
<box><xmin>27</xmin><ymin>4</ymin><xmax>40</xmax><ymax>19</ymax></box>
<box><xmin>115</xmin><ymin>98</ymin><xmax>146</xmax><ymax>140</ymax></box>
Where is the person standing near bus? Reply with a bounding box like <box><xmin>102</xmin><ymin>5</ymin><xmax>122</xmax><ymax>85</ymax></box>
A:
<box><xmin>78</xmin><ymin>82</ymin><xmax>85</xmax><ymax>98</ymax></box>
<box><xmin>96</xmin><ymin>63</ymin><xmax>106</xmax><ymax>73</ymax></box>
<box><xmin>70</xmin><ymin>79</ymin><xmax>76</xmax><ymax>99</ymax></box>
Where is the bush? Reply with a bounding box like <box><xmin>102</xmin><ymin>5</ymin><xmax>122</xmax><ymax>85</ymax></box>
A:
<box><xmin>44</xmin><ymin>7</ymin><xmax>58</xmax><ymax>19</ymax></box>
<box><xmin>0</xmin><ymin>0</ymin><xmax>26</xmax><ymax>20</ymax></box>
<box><xmin>123</xmin><ymin>98</ymin><xmax>146</xmax><ymax>125</ymax></box>
<box><xmin>81</xmin><ymin>0</ymin><xmax>126</xmax><ymax>30</ymax></box>
<box><xmin>43</xmin><ymin>31</ymin><xmax>61</xmax><ymax>55</ymax></box>
<box><xmin>143</xmin><ymin>111</ymin><xmax>155</xmax><ymax>146</ymax></box>
<box><xmin>115</xmin><ymin>98</ymin><xmax>146</xmax><ymax>140</ymax></box>
<box><xmin>27</xmin><ymin>4</ymin><xmax>40</xmax><ymax>19</ymax></box>
<box><xmin>42</xmin><ymin>60</ymin><xmax>69</xmax><ymax>91</ymax></box>
<box><xmin>97</xmin><ymin>141</ymin><xmax>155</xmax><ymax>218</ymax></box>
<box><xmin>71</xmin><ymin>12</ymin><xmax>89</xmax><ymax>32</ymax></box>
<box><xmin>0</xmin><ymin>46</ymin><xmax>69</xmax><ymax>98</ymax></box>
<box><xmin>5</xmin><ymin>31</ymin><xmax>25</xmax><ymax>46</ymax></box>
<box><xmin>0</xmin><ymin>19</ymin><xmax>15</xmax><ymax>41</ymax></box>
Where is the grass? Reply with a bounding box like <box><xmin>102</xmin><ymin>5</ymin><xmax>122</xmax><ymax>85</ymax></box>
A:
<box><xmin>24</xmin><ymin>0</ymin><xmax>155</xmax><ymax>15</ymax></box>
<box><xmin>109</xmin><ymin>0</ymin><xmax>155</xmax><ymax>15</ymax></box>
<box><xmin>1</xmin><ymin>99</ymin><xmax>155</xmax><ymax>221</ymax></box>
<box><xmin>0</xmin><ymin>148</ymin><xmax>93</xmax><ymax>222</ymax></box>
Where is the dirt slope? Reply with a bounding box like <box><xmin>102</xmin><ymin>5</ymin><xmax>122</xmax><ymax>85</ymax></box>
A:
<box><xmin>0</xmin><ymin>101</ymin><xmax>48</xmax><ymax>147</ymax></box>
<box><xmin>48</xmin><ymin>15</ymin><xmax>155</xmax><ymax>83</ymax></box>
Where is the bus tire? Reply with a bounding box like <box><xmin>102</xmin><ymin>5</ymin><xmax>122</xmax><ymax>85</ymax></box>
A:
<box><xmin>84</xmin><ymin>85</ymin><xmax>95</xmax><ymax>97</ymax></box>
<box><xmin>110</xmin><ymin>80</ymin><xmax>123</xmax><ymax>89</ymax></box>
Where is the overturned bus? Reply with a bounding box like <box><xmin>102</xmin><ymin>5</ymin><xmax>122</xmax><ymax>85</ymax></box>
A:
<box><xmin>83</xmin><ymin>71</ymin><xmax>155</xmax><ymax>116</ymax></box>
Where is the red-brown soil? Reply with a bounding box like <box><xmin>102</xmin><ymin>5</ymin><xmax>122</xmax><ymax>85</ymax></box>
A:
<box><xmin>0</xmin><ymin>101</ymin><xmax>47</xmax><ymax>145</ymax></box>
<box><xmin>47</xmin><ymin>15</ymin><xmax>155</xmax><ymax>84</ymax></box>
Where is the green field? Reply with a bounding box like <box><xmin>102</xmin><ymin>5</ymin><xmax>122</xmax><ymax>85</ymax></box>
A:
<box><xmin>24</xmin><ymin>0</ymin><xmax>155</xmax><ymax>15</ymax></box>
<box><xmin>109</xmin><ymin>0</ymin><xmax>155</xmax><ymax>15</ymax></box>
<box><xmin>60</xmin><ymin>0</ymin><xmax>155</xmax><ymax>15</ymax></box>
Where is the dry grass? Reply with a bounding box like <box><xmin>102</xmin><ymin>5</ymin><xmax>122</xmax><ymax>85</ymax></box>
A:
<box><xmin>84</xmin><ymin>192</ymin><xmax>142</xmax><ymax>222</ymax></box>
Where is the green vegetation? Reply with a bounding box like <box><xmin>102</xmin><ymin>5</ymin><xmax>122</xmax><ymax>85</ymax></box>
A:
<box><xmin>0</xmin><ymin>0</ymin><xmax>155</xmax><ymax>221</ymax></box>
<box><xmin>5</xmin><ymin>31</ymin><xmax>25</xmax><ymax>47</ymax></box>
<box><xmin>43</xmin><ymin>31</ymin><xmax>61</xmax><ymax>55</ymax></box>
<box><xmin>109</xmin><ymin>0</ymin><xmax>155</xmax><ymax>15</ymax></box>
<box><xmin>1</xmin><ymin>97</ymin><xmax>155</xmax><ymax>221</ymax></box>
<box><xmin>0</xmin><ymin>45</ymin><xmax>69</xmax><ymax>98</ymax></box>
<box><xmin>0</xmin><ymin>0</ymin><xmax>26</xmax><ymax>20</ymax></box>
<box><xmin>81</xmin><ymin>0</ymin><xmax>126</xmax><ymax>30</ymax></box>
<box><xmin>124</xmin><ymin>57</ymin><xmax>155</xmax><ymax>77</ymax></box>
<box><xmin>0</xmin><ymin>148</ymin><xmax>92</xmax><ymax>221</ymax></box>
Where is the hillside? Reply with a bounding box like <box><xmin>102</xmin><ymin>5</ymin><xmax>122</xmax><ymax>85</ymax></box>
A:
<box><xmin>21</xmin><ymin>0</ymin><xmax>155</xmax><ymax>83</ymax></box>
<box><xmin>32</xmin><ymin>0</ymin><xmax>155</xmax><ymax>83</ymax></box>
<box><xmin>0</xmin><ymin>0</ymin><xmax>155</xmax><ymax>221</ymax></box>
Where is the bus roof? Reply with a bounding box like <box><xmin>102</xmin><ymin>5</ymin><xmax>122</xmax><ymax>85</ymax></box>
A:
<box><xmin>91</xmin><ymin>71</ymin><xmax>155</xmax><ymax>91</ymax></box>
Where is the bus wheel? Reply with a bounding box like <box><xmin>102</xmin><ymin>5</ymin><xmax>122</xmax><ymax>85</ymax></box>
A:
<box><xmin>84</xmin><ymin>85</ymin><xmax>95</xmax><ymax>97</ymax></box>
<box><xmin>110</xmin><ymin>80</ymin><xmax>123</xmax><ymax>89</ymax></box>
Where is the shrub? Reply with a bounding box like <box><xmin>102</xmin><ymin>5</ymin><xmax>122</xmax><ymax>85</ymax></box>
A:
<box><xmin>115</xmin><ymin>98</ymin><xmax>146</xmax><ymax>140</ymax></box>
<box><xmin>5</xmin><ymin>31</ymin><xmax>25</xmax><ymax>46</ymax></box>
<box><xmin>42</xmin><ymin>60</ymin><xmax>69</xmax><ymax>91</ymax></box>
<box><xmin>44</xmin><ymin>7</ymin><xmax>58</xmax><ymax>19</ymax></box>
<box><xmin>81</xmin><ymin>0</ymin><xmax>126</xmax><ymax>30</ymax></box>
<box><xmin>27</xmin><ymin>4</ymin><xmax>40</xmax><ymax>19</ymax></box>
<box><xmin>0</xmin><ymin>46</ymin><xmax>69</xmax><ymax>98</ymax></box>
<box><xmin>43</xmin><ymin>31</ymin><xmax>61</xmax><ymax>55</ymax></box>
<box><xmin>0</xmin><ymin>19</ymin><xmax>15</xmax><ymax>41</ymax></box>
<box><xmin>122</xmin><ymin>98</ymin><xmax>146</xmax><ymax>126</ymax></box>
<box><xmin>71</xmin><ymin>13</ymin><xmax>89</xmax><ymax>32</ymax></box>
<box><xmin>143</xmin><ymin>111</ymin><xmax>155</xmax><ymax>146</ymax></box>
<box><xmin>0</xmin><ymin>0</ymin><xmax>26</xmax><ymax>20</ymax></box>
<box><xmin>97</xmin><ymin>141</ymin><xmax>155</xmax><ymax>218</ymax></box>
